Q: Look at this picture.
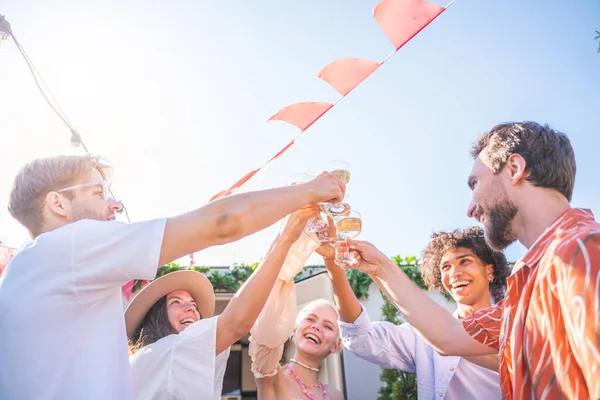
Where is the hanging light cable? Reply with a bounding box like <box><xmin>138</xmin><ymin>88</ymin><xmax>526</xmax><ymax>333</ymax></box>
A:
<box><xmin>0</xmin><ymin>14</ymin><xmax>130</xmax><ymax>221</ymax></box>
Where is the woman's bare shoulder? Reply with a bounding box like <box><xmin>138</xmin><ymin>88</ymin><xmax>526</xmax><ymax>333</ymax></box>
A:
<box><xmin>256</xmin><ymin>365</ymin><xmax>286</xmax><ymax>385</ymax></box>
<box><xmin>256</xmin><ymin>365</ymin><xmax>288</xmax><ymax>400</ymax></box>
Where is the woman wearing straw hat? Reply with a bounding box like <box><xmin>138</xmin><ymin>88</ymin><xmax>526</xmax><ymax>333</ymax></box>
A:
<box><xmin>126</xmin><ymin>206</ymin><xmax>319</xmax><ymax>399</ymax></box>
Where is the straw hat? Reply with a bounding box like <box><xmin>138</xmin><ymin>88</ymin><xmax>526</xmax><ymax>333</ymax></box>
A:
<box><xmin>125</xmin><ymin>270</ymin><xmax>215</xmax><ymax>341</ymax></box>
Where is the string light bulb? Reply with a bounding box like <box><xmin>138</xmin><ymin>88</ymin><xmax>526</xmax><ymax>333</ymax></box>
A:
<box><xmin>70</xmin><ymin>130</ymin><xmax>83</xmax><ymax>148</ymax></box>
<box><xmin>0</xmin><ymin>15</ymin><xmax>11</xmax><ymax>48</ymax></box>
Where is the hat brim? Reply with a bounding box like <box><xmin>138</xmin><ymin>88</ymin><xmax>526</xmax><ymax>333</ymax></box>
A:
<box><xmin>124</xmin><ymin>270</ymin><xmax>215</xmax><ymax>341</ymax></box>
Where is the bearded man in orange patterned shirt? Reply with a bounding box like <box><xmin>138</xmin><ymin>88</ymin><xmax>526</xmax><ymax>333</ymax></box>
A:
<box><xmin>342</xmin><ymin>121</ymin><xmax>599</xmax><ymax>399</ymax></box>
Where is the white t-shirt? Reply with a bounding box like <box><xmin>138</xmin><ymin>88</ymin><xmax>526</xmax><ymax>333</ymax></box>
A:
<box><xmin>130</xmin><ymin>316</ymin><xmax>231</xmax><ymax>400</ymax></box>
<box><xmin>0</xmin><ymin>219</ymin><xmax>166</xmax><ymax>400</ymax></box>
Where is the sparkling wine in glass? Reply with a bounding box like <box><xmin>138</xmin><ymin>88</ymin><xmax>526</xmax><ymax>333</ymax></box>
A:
<box><xmin>325</xmin><ymin>160</ymin><xmax>351</xmax><ymax>214</ymax></box>
<box><xmin>328</xmin><ymin>160</ymin><xmax>351</xmax><ymax>185</ymax></box>
<box><xmin>336</xmin><ymin>214</ymin><xmax>362</xmax><ymax>239</ymax></box>
<box><xmin>335</xmin><ymin>210</ymin><xmax>362</xmax><ymax>267</ymax></box>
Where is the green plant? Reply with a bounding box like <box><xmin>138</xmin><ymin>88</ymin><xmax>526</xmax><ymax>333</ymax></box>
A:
<box><xmin>346</xmin><ymin>269</ymin><xmax>373</xmax><ymax>299</ymax></box>
<box><xmin>132</xmin><ymin>262</ymin><xmax>332</xmax><ymax>295</ymax></box>
<box><xmin>191</xmin><ymin>265</ymin><xmax>211</xmax><ymax>274</ymax></box>
<box><xmin>595</xmin><ymin>30</ymin><xmax>600</xmax><ymax>53</ymax></box>
<box><xmin>207</xmin><ymin>270</ymin><xmax>240</xmax><ymax>292</ymax></box>
<box><xmin>393</xmin><ymin>255</ymin><xmax>453</xmax><ymax>302</ymax></box>
<box><xmin>156</xmin><ymin>262</ymin><xmax>185</xmax><ymax>278</ymax></box>
<box><xmin>344</xmin><ymin>255</ymin><xmax>425</xmax><ymax>301</ymax></box>
<box><xmin>136</xmin><ymin>262</ymin><xmax>258</xmax><ymax>294</ymax></box>
<box><xmin>229</xmin><ymin>262</ymin><xmax>258</xmax><ymax>283</ymax></box>
<box><xmin>132</xmin><ymin>255</ymin><xmax>456</xmax><ymax>306</ymax></box>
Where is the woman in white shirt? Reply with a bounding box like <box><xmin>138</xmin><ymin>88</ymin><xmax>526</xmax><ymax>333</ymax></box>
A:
<box><xmin>324</xmin><ymin>226</ymin><xmax>510</xmax><ymax>400</ymax></box>
<box><xmin>125</xmin><ymin>206</ymin><xmax>319</xmax><ymax>400</ymax></box>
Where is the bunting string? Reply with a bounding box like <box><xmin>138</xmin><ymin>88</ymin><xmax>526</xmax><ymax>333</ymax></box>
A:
<box><xmin>210</xmin><ymin>0</ymin><xmax>454</xmax><ymax>202</ymax></box>
<box><xmin>1</xmin><ymin>1</ymin><xmax>456</xmax><ymax>298</ymax></box>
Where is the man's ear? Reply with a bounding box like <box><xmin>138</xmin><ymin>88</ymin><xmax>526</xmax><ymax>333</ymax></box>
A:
<box><xmin>506</xmin><ymin>154</ymin><xmax>527</xmax><ymax>185</ymax></box>
<box><xmin>44</xmin><ymin>191</ymin><xmax>69</xmax><ymax>217</ymax></box>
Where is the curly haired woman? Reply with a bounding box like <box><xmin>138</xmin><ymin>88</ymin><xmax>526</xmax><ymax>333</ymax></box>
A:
<box><xmin>322</xmin><ymin>226</ymin><xmax>510</xmax><ymax>400</ymax></box>
<box><xmin>418</xmin><ymin>226</ymin><xmax>510</xmax><ymax>317</ymax></box>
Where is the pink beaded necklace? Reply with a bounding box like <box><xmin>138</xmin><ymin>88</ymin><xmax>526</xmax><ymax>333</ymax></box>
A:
<box><xmin>285</xmin><ymin>364</ymin><xmax>327</xmax><ymax>400</ymax></box>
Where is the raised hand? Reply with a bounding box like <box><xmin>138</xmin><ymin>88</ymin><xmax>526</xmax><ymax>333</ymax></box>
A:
<box><xmin>335</xmin><ymin>239</ymin><xmax>388</xmax><ymax>275</ymax></box>
<box><xmin>301</xmin><ymin>171</ymin><xmax>346</xmax><ymax>205</ymax></box>
<box><xmin>279</xmin><ymin>205</ymin><xmax>320</xmax><ymax>243</ymax></box>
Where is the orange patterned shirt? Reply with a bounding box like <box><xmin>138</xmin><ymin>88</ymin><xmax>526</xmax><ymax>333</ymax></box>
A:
<box><xmin>462</xmin><ymin>208</ymin><xmax>600</xmax><ymax>399</ymax></box>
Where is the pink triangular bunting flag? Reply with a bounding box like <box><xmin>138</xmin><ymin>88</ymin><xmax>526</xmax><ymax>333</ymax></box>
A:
<box><xmin>317</xmin><ymin>58</ymin><xmax>381</xmax><ymax>96</ymax></box>
<box><xmin>210</xmin><ymin>169</ymin><xmax>260</xmax><ymax>202</ymax></box>
<box><xmin>122</xmin><ymin>280</ymin><xmax>137</xmax><ymax>301</ymax></box>
<box><xmin>0</xmin><ymin>245</ymin><xmax>16</xmax><ymax>277</ymax></box>
<box><xmin>268</xmin><ymin>102</ymin><xmax>333</xmax><ymax>132</ymax></box>
<box><xmin>374</xmin><ymin>0</ymin><xmax>444</xmax><ymax>50</ymax></box>
<box><xmin>268</xmin><ymin>140</ymin><xmax>295</xmax><ymax>163</ymax></box>
<box><xmin>210</xmin><ymin>189</ymin><xmax>232</xmax><ymax>202</ymax></box>
<box><xmin>230</xmin><ymin>169</ymin><xmax>260</xmax><ymax>191</ymax></box>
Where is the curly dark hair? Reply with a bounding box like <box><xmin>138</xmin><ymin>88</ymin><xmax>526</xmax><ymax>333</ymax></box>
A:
<box><xmin>128</xmin><ymin>296</ymin><xmax>172</xmax><ymax>355</ymax></box>
<box><xmin>419</xmin><ymin>226</ymin><xmax>511</xmax><ymax>303</ymax></box>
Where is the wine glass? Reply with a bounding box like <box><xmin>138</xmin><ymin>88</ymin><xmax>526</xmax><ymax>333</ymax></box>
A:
<box><xmin>289</xmin><ymin>173</ymin><xmax>329</xmax><ymax>233</ymax></box>
<box><xmin>289</xmin><ymin>173</ymin><xmax>312</xmax><ymax>185</ymax></box>
<box><xmin>306</xmin><ymin>205</ymin><xmax>329</xmax><ymax>233</ymax></box>
<box><xmin>328</xmin><ymin>160</ymin><xmax>351</xmax><ymax>183</ymax></box>
<box><xmin>323</xmin><ymin>160</ymin><xmax>351</xmax><ymax>215</ymax></box>
<box><xmin>334</xmin><ymin>210</ymin><xmax>362</xmax><ymax>268</ymax></box>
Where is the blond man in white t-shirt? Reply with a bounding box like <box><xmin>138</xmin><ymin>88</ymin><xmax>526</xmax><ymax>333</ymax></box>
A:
<box><xmin>0</xmin><ymin>154</ymin><xmax>345</xmax><ymax>400</ymax></box>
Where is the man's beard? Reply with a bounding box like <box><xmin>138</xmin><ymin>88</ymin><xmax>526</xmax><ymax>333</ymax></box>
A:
<box><xmin>483</xmin><ymin>188</ymin><xmax>518</xmax><ymax>251</ymax></box>
<box><xmin>71</xmin><ymin>206</ymin><xmax>107</xmax><ymax>222</ymax></box>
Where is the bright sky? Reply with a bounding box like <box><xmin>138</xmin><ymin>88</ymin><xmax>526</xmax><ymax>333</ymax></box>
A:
<box><xmin>1</xmin><ymin>0</ymin><xmax>599</xmax><ymax>267</ymax></box>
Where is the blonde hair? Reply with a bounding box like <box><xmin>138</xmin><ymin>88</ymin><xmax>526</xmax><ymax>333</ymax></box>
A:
<box><xmin>8</xmin><ymin>155</ymin><xmax>111</xmax><ymax>237</ymax></box>
<box><xmin>296</xmin><ymin>298</ymin><xmax>340</xmax><ymax>327</ymax></box>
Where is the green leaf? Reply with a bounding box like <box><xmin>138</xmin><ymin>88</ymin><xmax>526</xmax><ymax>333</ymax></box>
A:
<box><xmin>132</xmin><ymin>280</ymin><xmax>144</xmax><ymax>293</ymax></box>
<box><xmin>191</xmin><ymin>265</ymin><xmax>211</xmax><ymax>274</ymax></box>
<box><xmin>404</xmin><ymin>256</ymin><xmax>418</xmax><ymax>265</ymax></box>
<box><xmin>392</xmin><ymin>255</ymin><xmax>404</xmax><ymax>265</ymax></box>
<box><xmin>345</xmin><ymin>269</ymin><xmax>373</xmax><ymax>299</ymax></box>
